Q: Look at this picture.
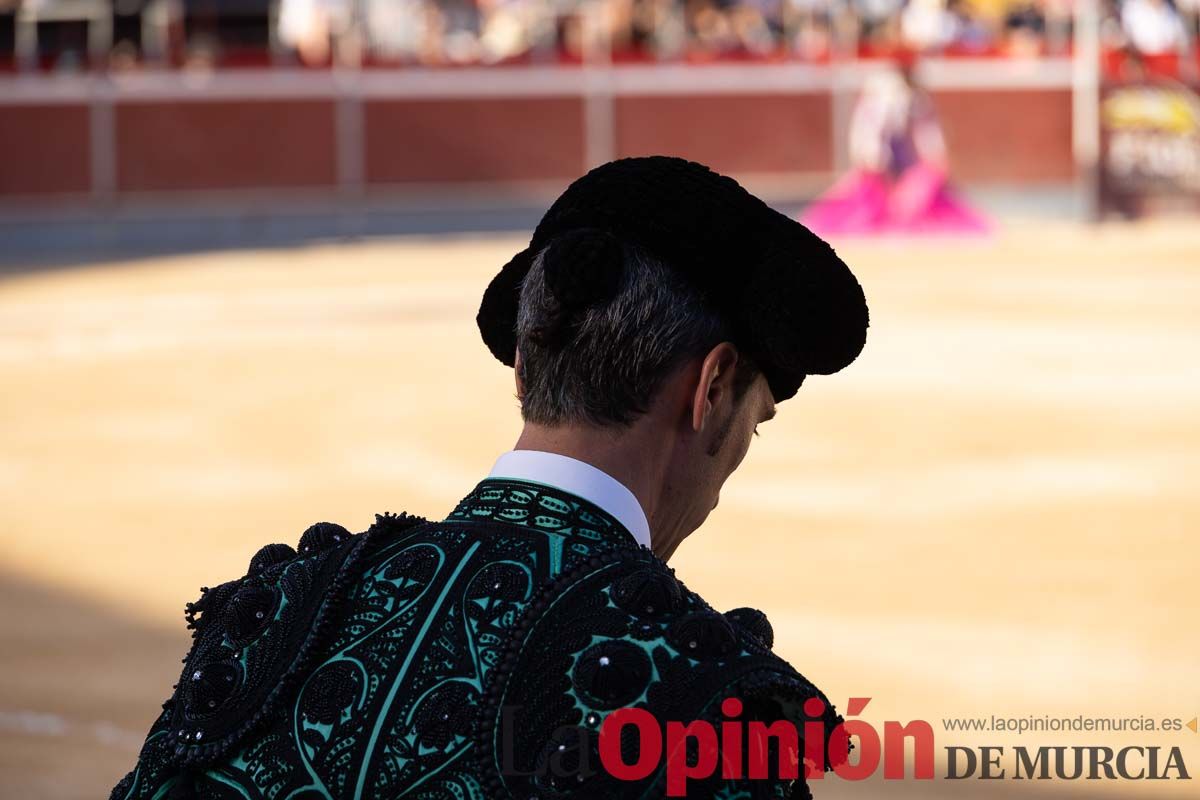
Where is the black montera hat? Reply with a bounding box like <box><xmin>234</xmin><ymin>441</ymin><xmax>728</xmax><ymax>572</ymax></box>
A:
<box><xmin>476</xmin><ymin>156</ymin><xmax>869</xmax><ymax>401</ymax></box>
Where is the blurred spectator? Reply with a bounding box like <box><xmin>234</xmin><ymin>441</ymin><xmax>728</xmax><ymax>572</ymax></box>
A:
<box><xmin>1120</xmin><ymin>0</ymin><xmax>1187</xmax><ymax>54</ymax></box>
<box><xmin>686</xmin><ymin>0</ymin><xmax>742</xmax><ymax>56</ymax></box>
<box><xmin>109</xmin><ymin>36</ymin><xmax>140</xmax><ymax>71</ymax></box>
<box><xmin>477</xmin><ymin>0</ymin><xmax>545</xmax><ymax>63</ymax></box>
<box><xmin>1003</xmin><ymin>1</ymin><xmax>1048</xmax><ymax>55</ymax></box>
<box><xmin>1040</xmin><ymin>0</ymin><xmax>1073</xmax><ymax>54</ymax></box>
<box><xmin>278</xmin><ymin>0</ymin><xmax>338</xmax><ymax>65</ymax></box>
<box><xmin>1181</xmin><ymin>0</ymin><xmax>1200</xmax><ymax>38</ymax></box>
<box><xmin>5</xmin><ymin>0</ymin><xmax>1199</xmax><ymax>72</ymax></box>
<box><xmin>183</xmin><ymin>0</ymin><xmax>272</xmax><ymax>66</ymax></box>
<box><xmin>789</xmin><ymin>0</ymin><xmax>834</xmax><ymax>60</ymax></box>
<box><xmin>361</xmin><ymin>0</ymin><xmax>431</xmax><ymax>62</ymax></box>
<box><xmin>618</xmin><ymin>0</ymin><xmax>688</xmax><ymax>58</ymax></box>
<box><xmin>854</xmin><ymin>0</ymin><xmax>906</xmax><ymax>41</ymax></box>
<box><xmin>945</xmin><ymin>0</ymin><xmax>995</xmax><ymax>53</ymax></box>
<box><xmin>901</xmin><ymin>0</ymin><xmax>956</xmax><ymax>51</ymax></box>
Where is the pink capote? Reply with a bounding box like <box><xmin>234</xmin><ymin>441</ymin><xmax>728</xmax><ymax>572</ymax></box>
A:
<box><xmin>801</xmin><ymin>162</ymin><xmax>991</xmax><ymax>236</ymax></box>
<box><xmin>802</xmin><ymin>65</ymin><xmax>992</xmax><ymax>237</ymax></box>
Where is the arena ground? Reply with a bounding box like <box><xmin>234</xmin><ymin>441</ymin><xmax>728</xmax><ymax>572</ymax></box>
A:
<box><xmin>1</xmin><ymin>220</ymin><xmax>1197</xmax><ymax>797</ymax></box>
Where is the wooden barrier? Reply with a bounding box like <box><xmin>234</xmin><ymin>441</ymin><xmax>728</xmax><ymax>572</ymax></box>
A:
<box><xmin>0</xmin><ymin>62</ymin><xmax>1077</xmax><ymax>202</ymax></box>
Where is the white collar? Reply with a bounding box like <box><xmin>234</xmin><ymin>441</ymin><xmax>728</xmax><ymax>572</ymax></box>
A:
<box><xmin>487</xmin><ymin>450</ymin><xmax>652</xmax><ymax>550</ymax></box>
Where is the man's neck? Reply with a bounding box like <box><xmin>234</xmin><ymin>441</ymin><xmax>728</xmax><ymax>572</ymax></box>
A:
<box><xmin>512</xmin><ymin>422</ymin><xmax>672</xmax><ymax>549</ymax></box>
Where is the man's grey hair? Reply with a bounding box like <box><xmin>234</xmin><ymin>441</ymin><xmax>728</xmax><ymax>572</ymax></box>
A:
<box><xmin>515</xmin><ymin>241</ymin><xmax>754</xmax><ymax>427</ymax></box>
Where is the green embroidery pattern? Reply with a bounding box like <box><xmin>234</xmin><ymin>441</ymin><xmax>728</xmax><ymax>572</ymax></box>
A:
<box><xmin>113</xmin><ymin>479</ymin><xmax>839</xmax><ymax>800</ymax></box>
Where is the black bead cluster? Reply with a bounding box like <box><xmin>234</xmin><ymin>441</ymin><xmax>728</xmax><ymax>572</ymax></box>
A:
<box><xmin>166</xmin><ymin>511</ymin><xmax>427</xmax><ymax>767</ymax></box>
<box><xmin>297</xmin><ymin>521</ymin><xmax>351</xmax><ymax>555</ymax></box>
<box><xmin>301</xmin><ymin>661</ymin><xmax>362</xmax><ymax>726</ymax></box>
<box><xmin>247</xmin><ymin>543</ymin><xmax>295</xmax><ymax>576</ymax></box>
<box><xmin>412</xmin><ymin>681</ymin><xmax>478</xmax><ymax>751</ymax></box>
<box><xmin>226</xmin><ymin>584</ymin><xmax>279</xmax><ymax>645</ymax></box>
<box><xmin>611</xmin><ymin>566</ymin><xmax>683</xmax><ymax>619</ymax></box>
<box><xmin>185</xmin><ymin>661</ymin><xmax>241</xmax><ymax>716</ymax></box>
<box><xmin>667</xmin><ymin>611</ymin><xmax>739</xmax><ymax>660</ymax></box>
<box><xmin>571</xmin><ymin>641</ymin><xmax>652</xmax><ymax>709</ymax></box>
<box><xmin>724</xmin><ymin>606</ymin><xmax>775</xmax><ymax>650</ymax></box>
<box><xmin>532</xmin><ymin>726</ymin><xmax>601</xmax><ymax>794</ymax></box>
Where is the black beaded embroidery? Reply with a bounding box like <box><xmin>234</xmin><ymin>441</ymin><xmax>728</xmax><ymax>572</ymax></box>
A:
<box><xmin>668</xmin><ymin>610</ymin><xmax>740</xmax><ymax>660</ymax></box>
<box><xmin>475</xmin><ymin>546</ymin><xmax>847</xmax><ymax>798</ymax></box>
<box><xmin>572</xmin><ymin>641</ymin><xmax>653</xmax><ymax>709</ymax></box>
<box><xmin>113</xmin><ymin>480</ymin><xmax>844</xmax><ymax>800</ymax></box>
<box><xmin>726</xmin><ymin>606</ymin><xmax>776</xmax><ymax>650</ymax></box>
<box><xmin>611</xmin><ymin>565</ymin><xmax>683</xmax><ymax>619</ymax></box>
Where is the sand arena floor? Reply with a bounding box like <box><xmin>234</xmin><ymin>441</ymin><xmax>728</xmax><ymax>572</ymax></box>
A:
<box><xmin>0</xmin><ymin>221</ymin><xmax>1197</xmax><ymax>798</ymax></box>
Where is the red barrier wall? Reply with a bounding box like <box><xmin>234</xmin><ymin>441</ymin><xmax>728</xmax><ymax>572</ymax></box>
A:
<box><xmin>365</xmin><ymin>98</ymin><xmax>585</xmax><ymax>183</ymax></box>
<box><xmin>0</xmin><ymin>73</ymin><xmax>1078</xmax><ymax>200</ymax></box>
<box><xmin>116</xmin><ymin>100</ymin><xmax>337</xmax><ymax>192</ymax></box>
<box><xmin>934</xmin><ymin>89</ymin><xmax>1075</xmax><ymax>182</ymax></box>
<box><xmin>0</xmin><ymin>105</ymin><xmax>91</xmax><ymax>195</ymax></box>
<box><xmin>615</xmin><ymin>94</ymin><xmax>833</xmax><ymax>174</ymax></box>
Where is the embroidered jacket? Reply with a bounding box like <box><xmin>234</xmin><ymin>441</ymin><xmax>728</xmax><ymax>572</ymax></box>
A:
<box><xmin>112</xmin><ymin>479</ymin><xmax>844</xmax><ymax>799</ymax></box>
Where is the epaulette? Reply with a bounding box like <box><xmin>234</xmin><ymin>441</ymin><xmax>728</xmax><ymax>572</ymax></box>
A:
<box><xmin>474</xmin><ymin>547</ymin><xmax>846</xmax><ymax>798</ymax></box>
<box><xmin>112</xmin><ymin>512</ymin><xmax>427</xmax><ymax>798</ymax></box>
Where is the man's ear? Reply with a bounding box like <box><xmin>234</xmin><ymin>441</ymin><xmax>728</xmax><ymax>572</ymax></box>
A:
<box><xmin>514</xmin><ymin>349</ymin><xmax>525</xmax><ymax>400</ymax></box>
<box><xmin>691</xmin><ymin>342</ymin><xmax>740</xmax><ymax>433</ymax></box>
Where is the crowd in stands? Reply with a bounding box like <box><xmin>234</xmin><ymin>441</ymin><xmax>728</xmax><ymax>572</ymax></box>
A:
<box><xmin>0</xmin><ymin>0</ymin><xmax>1197</xmax><ymax>73</ymax></box>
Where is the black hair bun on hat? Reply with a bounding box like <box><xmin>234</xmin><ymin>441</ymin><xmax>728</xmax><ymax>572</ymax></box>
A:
<box><xmin>528</xmin><ymin>228</ymin><xmax>624</xmax><ymax>350</ymax></box>
<box><xmin>541</xmin><ymin>228</ymin><xmax>624</xmax><ymax>311</ymax></box>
